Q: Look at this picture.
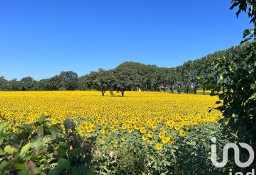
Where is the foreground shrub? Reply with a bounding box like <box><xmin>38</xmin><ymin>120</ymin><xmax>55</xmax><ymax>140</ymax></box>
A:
<box><xmin>0</xmin><ymin>116</ymin><xmax>96</xmax><ymax>175</ymax></box>
<box><xmin>0</xmin><ymin>115</ymin><xmax>232</xmax><ymax>175</ymax></box>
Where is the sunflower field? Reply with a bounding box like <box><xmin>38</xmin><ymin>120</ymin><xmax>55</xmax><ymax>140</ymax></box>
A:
<box><xmin>0</xmin><ymin>91</ymin><xmax>229</xmax><ymax>175</ymax></box>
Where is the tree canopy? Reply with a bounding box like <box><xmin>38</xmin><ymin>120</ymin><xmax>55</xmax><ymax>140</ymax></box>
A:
<box><xmin>0</xmin><ymin>44</ymin><xmax>249</xmax><ymax>97</ymax></box>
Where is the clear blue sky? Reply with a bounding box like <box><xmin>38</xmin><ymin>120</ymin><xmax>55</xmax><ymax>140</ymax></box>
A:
<box><xmin>0</xmin><ymin>0</ymin><xmax>252</xmax><ymax>80</ymax></box>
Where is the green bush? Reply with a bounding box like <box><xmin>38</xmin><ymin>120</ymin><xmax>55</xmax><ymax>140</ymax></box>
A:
<box><xmin>0</xmin><ymin>116</ymin><xmax>231</xmax><ymax>175</ymax></box>
<box><xmin>0</xmin><ymin>116</ymin><xmax>95</xmax><ymax>175</ymax></box>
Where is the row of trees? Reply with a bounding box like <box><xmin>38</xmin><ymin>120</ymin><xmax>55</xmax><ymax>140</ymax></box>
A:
<box><xmin>0</xmin><ymin>71</ymin><xmax>79</xmax><ymax>91</ymax></box>
<box><xmin>0</xmin><ymin>44</ymin><xmax>248</xmax><ymax>96</ymax></box>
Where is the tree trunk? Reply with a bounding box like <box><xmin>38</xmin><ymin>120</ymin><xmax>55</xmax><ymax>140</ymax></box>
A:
<box><xmin>110</xmin><ymin>90</ymin><xmax>114</xmax><ymax>97</ymax></box>
<box><xmin>194</xmin><ymin>87</ymin><xmax>197</xmax><ymax>94</ymax></box>
<box><xmin>121</xmin><ymin>91</ymin><xmax>124</xmax><ymax>97</ymax></box>
<box><xmin>177</xmin><ymin>85</ymin><xmax>181</xmax><ymax>94</ymax></box>
<box><xmin>203</xmin><ymin>83</ymin><xmax>206</xmax><ymax>95</ymax></box>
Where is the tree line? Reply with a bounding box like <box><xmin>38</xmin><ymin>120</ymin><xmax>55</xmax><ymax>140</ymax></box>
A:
<box><xmin>0</xmin><ymin>43</ymin><xmax>248</xmax><ymax>96</ymax></box>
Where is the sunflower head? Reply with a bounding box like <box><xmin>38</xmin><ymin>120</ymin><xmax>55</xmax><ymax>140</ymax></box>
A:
<box><xmin>155</xmin><ymin>143</ymin><xmax>163</xmax><ymax>151</ymax></box>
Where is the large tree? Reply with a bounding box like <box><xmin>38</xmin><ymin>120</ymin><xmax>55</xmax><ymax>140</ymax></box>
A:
<box><xmin>114</xmin><ymin>68</ymin><xmax>141</xmax><ymax>97</ymax></box>
<box><xmin>78</xmin><ymin>75</ymin><xmax>89</xmax><ymax>90</ymax></box>
<box><xmin>0</xmin><ymin>76</ymin><xmax>8</xmax><ymax>90</ymax></box>
<box><xmin>8</xmin><ymin>79</ymin><xmax>20</xmax><ymax>91</ymax></box>
<box><xmin>179</xmin><ymin>61</ymin><xmax>193</xmax><ymax>94</ymax></box>
<box><xmin>59</xmin><ymin>71</ymin><xmax>79</xmax><ymax>90</ymax></box>
<box><xmin>90</xmin><ymin>69</ymin><xmax>111</xmax><ymax>96</ymax></box>
<box><xmin>34</xmin><ymin>79</ymin><xmax>49</xmax><ymax>90</ymax></box>
<box><xmin>20</xmin><ymin>76</ymin><xmax>36</xmax><ymax>91</ymax></box>
<box><xmin>47</xmin><ymin>75</ymin><xmax>61</xmax><ymax>90</ymax></box>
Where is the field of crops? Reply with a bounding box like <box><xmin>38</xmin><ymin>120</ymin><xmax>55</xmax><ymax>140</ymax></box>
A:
<box><xmin>0</xmin><ymin>91</ymin><xmax>222</xmax><ymax>132</ymax></box>
<box><xmin>0</xmin><ymin>91</ymin><xmax>224</xmax><ymax>174</ymax></box>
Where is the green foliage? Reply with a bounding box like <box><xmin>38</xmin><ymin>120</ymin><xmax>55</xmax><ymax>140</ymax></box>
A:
<box><xmin>0</xmin><ymin>76</ymin><xmax>9</xmax><ymax>90</ymax></box>
<box><xmin>114</xmin><ymin>67</ymin><xmax>142</xmax><ymax>96</ymax></box>
<box><xmin>85</xmin><ymin>69</ymin><xmax>115</xmax><ymax>96</ymax></box>
<box><xmin>0</xmin><ymin>46</ymin><xmax>250</xmax><ymax>95</ymax></box>
<box><xmin>92</xmin><ymin>121</ymin><xmax>230</xmax><ymax>175</ymax></box>
<box><xmin>207</xmin><ymin>0</ymin><xmax>256</xmax><ymax>171</ymax></box>
<box><xmin>20</xmin><ymin>77</ymin><xmax>36</xmax><ymax>91</ymax></box>
<box><xmin>174</xmin><ymin>123</ymin><xmax>233</xmax><ymax>175</ymax></box>
<box><xmin>0</xmin><ymin>114</ymin><xmax>231</xmax><ymax>175</ymax></box>
<box><xmin>59</xmin><ymin>71</ymin><xmax>79</xmax><ymax>90</ymax></box>
<box><xmin>230</xmin><ymin>0</ymin><xmax>256</xmax><ymax>43</ymax></box>
<box><xmin>211</xmin><ymin>42</ymin><xmax>256</xmax><ymax>168</ymax></box>
<box><xmin>0</xmin><ymin>116</ymin><xmax>96</xmax><ymax>175</ymax></box>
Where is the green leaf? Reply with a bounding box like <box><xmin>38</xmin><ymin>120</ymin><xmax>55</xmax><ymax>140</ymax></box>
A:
<box><xmin>64</xmin><ymin>118</ymin><xmax>76</xmax><ymax>131</ymax></box>
<box><xmin>69</xmin><ymin>148</ymin><xmax>81</xmax><ymax>156</ymax></box>
<box><xmin>32</xmin><ymin>167</ymin><xmax>42</xmax><ymax>174</ymax></box>
<box><xmin>218</xmin><ymin>118</ymin><xmax>229</xmax><ymax>125</ymax></box>
<box><xmin>249</xmin><ymin>93</ymin><xmax>256</xmax><ymax>100</ymax></box>
<box><xmin>19</xmin><ymin>142</ymin><xmax>31</xmax><ymax>158</ymax></box>
<box><xmin>230</xmin><ymin>2</ymin><xmax>239</xmax><ymax>10</ymax></box>
<box><xmin>71</xmin><ymin>166</ymin><xmax>96</xmax><ymax>175</ymax></box>
<box><xmin>249</xmin><ymin>5</ymin><xmax>254</xmax><ymax>16</ymax></box>
<box><xmin>0</xmin><ymin>148</ymin><xmax>5</xmax><ymax>155</ymax></box>
<box><xmin>38</xmin><ymin>126</ymin><xmax>44</xmax><ymax>137</ymax></box>
<box><xmin>59</xmin><ymin>142</ymin><xmax>68</xmax><ymax>149</ymax></box>
<box><xmin>50</xmin><ymin>158</ymin><xmax>70</xmax><ymax>175</ymax></box>
<box><xmin>38</xmin><ymin>115</ymin><xmax>46</xmax><ymax>124</ymax></box>
<box><xmin>243</xmin><ymin>29</ymin><xmax>252</xmax><ymax>38</ymax></box>
<box><xmin>17</xmin><ymin>169</ymin><xmax>29</xmax><ymax>175</ymax></box>
<box><xmin>14</xmin><ymin>163</ymin><xmax>25</xmax><ymax>170</ymax></box>
<box><xmin>58</xmin><ymin>158</ymin><xmax>70</xmax><ymax>168</ymax></box>
<box><xmin>4</xmin><ymin>145</ymin><xmax>18</xmax><ymax>154</ymax></box>
<box><xmin>57</xmin><ymin>147</ymin><xmax>66</xmax><ymax>157</ymax></box>
<box><xmin>30</xmin><ymin>141</ymin><xmax>43</xmax><ymax>151</ymax></box>
<box><xmin>71</xmin><ymin>167</ymin><xmax>81</xmax><ymax>175</ymax></box>
<box><xmin>0</xmin><ymin>160</ymin><xmax>9</xmax><ymax>171</ymax></box>
<box><xmin>0</xmin><ymin>137</ymin><xmax>3</xmax><ymax>145</ymax></box>
<box><xmin>219</xmin><ymin>75</ymin><xmax>223</xmax><ymax>81</ymax></box>
<box><xmin>0</xmin><ymin>122</ymin><xmax>9</xmax><ymax>131</ymax></box>
<box><xmin>49</xmin><ymin>124</ymin><xmax>62</xmax><ymax>135</ymax></box>
<box><xmin>250</xmin><ymin>83</ymin><xmax>256</xmax><ymax>89</ymax></box>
